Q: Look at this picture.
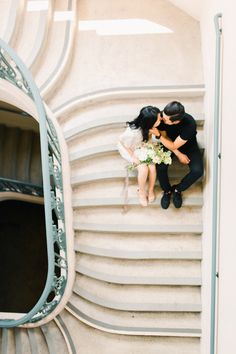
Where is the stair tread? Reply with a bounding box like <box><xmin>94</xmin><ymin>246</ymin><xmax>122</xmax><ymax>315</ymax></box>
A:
<box><xmin>64</xmin><ymin>110</ymin><xmax>204</xmax><ymax>140</ymax></box>
<box><xmin>76</xmin><ymin>263</ymin><xmax>201</xmax><ymax>285</ymax></box>
<box><xmin>66</xmin><ymin>302</ymin><xmax>201</xmax><ymax>337</ymax></box>
<box><xmin>72</xmin><ymin>196</ymin><xmax>203</xmax><ymax>207</ymax></box>
<box><xmin>75</xmin><ymin>243</ymin><xmax>202</xmax><ymax>260</ymax></box>
<box><xmin>71</xmin><ymin>169</ymin><xmax>203</xmax><ymax>186</ymax></box>
<box><xmin>74</xmin><ymin>222</ymin><xmax>202</xmax><ymax>234</ymax></box>
<box><xmin>73</xmin><ymin>285</ymin><xmax>202</xmax><ymax>312</ymax></box>
<box><xmin>69</xmin><ymin>143</ymin><xmax>204</xmax><ymax>162</ymax></box>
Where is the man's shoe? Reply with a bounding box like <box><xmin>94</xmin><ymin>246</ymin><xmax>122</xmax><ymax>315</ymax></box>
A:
<box><xmin>161</xmin><ymin>191</ymin><xmax>171</xmax><ymax>209</ymax></box>
<box><xmin>173</xmin><ymin>188</ymin><xmax>182</xmax><ymax>208</ymax></box>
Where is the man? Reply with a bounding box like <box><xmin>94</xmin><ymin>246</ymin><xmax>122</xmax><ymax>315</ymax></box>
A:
<box><xmin>150</xmin><ymin>101</ymin><xmax>203</xmax><ymax>209</ymax></box>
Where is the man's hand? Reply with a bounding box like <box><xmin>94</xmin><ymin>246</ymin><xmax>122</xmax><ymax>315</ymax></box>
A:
<box><xmin>176</xmin><ymin>152</ymin><xmax>190</xmax><ymax>165</ymax></box>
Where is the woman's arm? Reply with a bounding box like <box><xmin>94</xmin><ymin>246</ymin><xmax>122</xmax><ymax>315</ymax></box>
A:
<box><xmin>117</xmin><ymin>141</ymin><xmax>140</xmax><ymax>164</ymax></box>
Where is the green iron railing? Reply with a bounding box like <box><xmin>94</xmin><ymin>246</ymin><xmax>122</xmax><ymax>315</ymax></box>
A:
<box><xmin>0</xmin><ymin>39</ymin><xmax>67</xmax><ymax>327</ymax></box>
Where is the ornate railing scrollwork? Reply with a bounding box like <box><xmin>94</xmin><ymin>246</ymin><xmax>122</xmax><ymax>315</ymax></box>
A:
<box><xmin>0</xmin><ymin>40</ymin><xmax>68</xmax><ymax>327</ymax></box>
<box><xmin>0</xmin><ymin>47</ymin><xmax>33</xmax><ymax>98</ymax></box>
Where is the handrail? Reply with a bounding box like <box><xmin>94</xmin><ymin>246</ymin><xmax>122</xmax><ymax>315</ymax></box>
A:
<box><xmin>210</xmin><ymin>13</ymin><xmax>222</xmax><ymax>354</ymax></box>
<box><xmin>0</xmin><ymin>177</ymin><xmax>43</xmax><ymax>196</ymax></box>
<box><xmin>0</xmin><ymin>39</ymin><xmax>67</xmax><ymax>327</ymax></box>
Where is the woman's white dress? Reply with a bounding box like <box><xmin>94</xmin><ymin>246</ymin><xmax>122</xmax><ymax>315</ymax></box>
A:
<box><xmin>117</xmin><ymin>126</ymin><xmax>143</xmax><ymax>163</ymax></box>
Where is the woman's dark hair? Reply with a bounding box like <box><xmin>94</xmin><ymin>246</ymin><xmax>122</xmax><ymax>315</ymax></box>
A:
<box><xmin>163</xmin><ymin>101</ymin><xmax>185</xmax><ymax>122</ymax></box>
<box><xmin>127</xmin><ymin>106</ymin><xmax>160</xmax><ymax>141</ymax></box>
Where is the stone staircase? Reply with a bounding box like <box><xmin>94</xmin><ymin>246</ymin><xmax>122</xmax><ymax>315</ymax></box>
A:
<box><xmin>61</xmin><ymin>94</ymin><xmax>203</xmax><ymax>351</ymax></box>
<box><xmin>0</xmin><ymin>1</ymin><xmax>205</xmax><ymax>353</ymax></box>
<box><xmin>0</xmin><ymin>316</ymin><xmax>76</xmax><ymax>354</ymax></box>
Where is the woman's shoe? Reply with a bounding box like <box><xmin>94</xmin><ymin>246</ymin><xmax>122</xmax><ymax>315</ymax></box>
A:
<box><xmin>148</xmin><ymin>191</ymin><xmax>156</xmax><ymax>203</ymax></box>
<box><xmin>138</xmin><ymin>191</ymin><xmax>148</xmax><ymax>207</ymax></box>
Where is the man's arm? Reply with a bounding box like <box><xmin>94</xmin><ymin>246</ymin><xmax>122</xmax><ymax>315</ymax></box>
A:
<box><xmin>172</xmin><ymin>148</ymin><xmax>190</xmax><ymax>164</ymax></box>
<box><xmin>150</xmin><ymin>127</ymin><xmax>187</xmax><ymax>150</ymax></box>
<box><xmin>151</xmin><ymin>129</ymin><xmax>190</xmax><ymax>164</ymax></box>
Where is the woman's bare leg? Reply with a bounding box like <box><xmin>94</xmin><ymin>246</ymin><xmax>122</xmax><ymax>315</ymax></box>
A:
<box><xmin>148</xmin><ymin>164</ymin><xmax>156</xmax><ymax>202</ymax></box>
<box><xmin>137</xmin><ymin>164</ymin><xmax>149</xmax><ymax>206</ymax></box>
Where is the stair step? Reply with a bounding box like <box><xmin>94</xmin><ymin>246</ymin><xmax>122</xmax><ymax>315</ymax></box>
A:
<box><xmin>35</xmin><ymin>0</ymin><xmax>71</xmax><ymax>90</ymax></box>
<box><xmin>15</xmin><ymin>328</ymin><xmax>31</xmax><ymax>354</ymax></box>
<box><xmin>55</xmin><ymin>315</ymin><xmax>77</xmax><ymax>354</ymax></box>
<box><xmin>76</xmin><ymin>254</ymin><xmax>201</xmax><ymax>284</ymax></box>
<box><xmin>71</xmin><ymin>169</ymin><xmax>203</xmax><ymax>186</ymax></box>
<box><xmin>28</xmin><ymin>328</ymin><xmax>48</xmax><ymax>354</ymax></box>
<box><xmin>72</xmin><ymin>196</ymin><xmax>203</xmax><ymax>208</ymax></box>
<box><xmin>72</xmin><ymin>179</ymin><xmax>202</xmax><ymax>199</ymax></box>
<box><xmin>74</xmin><ymin>205</ymin><xmax>201</xmax><ymax>226</ymax></box>
<box><xmin>40</xmin><ymin>321</ymin><xmax>69</xmax><ymax>354</ymax></box>
<box><xmin>67</xmin><ymin>293</ymin><xmax>201</xmax><ymax>336</ymax></box>
<box><xmin>64</xmin><ymin>114</ymin><xmax>204</xmax><ymax>141</ymax></box>
<box><xmin>70</xmin><ymin>151</ymin><xmax>204</xmax><ymax>182</ymax></box>
<box><xmin>67</xmin><ymin>122</ymin><xmax>204</xmax><ymax>155</ymax></box>
<box><xmin>14</xmin><ymin>9</ymin><xmax>42</xmax><ymax>64</ymax></box>
<box><xmin>74</xmin><ymin>222</ymin><xmax>202</xmax><ymax>234</ymax></box>
<box><xmin>70</xmin><ymin>144</ymin><xmax>118</xmax><ymax>161</ymax></box>
<box><xmin>76</xmin><ymin>265</ymin><xmax>201</xmax><ymax>286</ymax></box>
<box><xmin>76</xmin><ymin>253</ymin><xmax>201</xmax><ymax>276</ymax></box>
<box><xmin>69</xmin><ymin>142</ymin><xmax>204</xmax><ymax>163</ymax></box>
<box><xmin>73</xmin><ymin>276</ymin><xmax>201</xmax><ymax>312</ymax></box>
<box><xmin>75</xmin><ymin>232</ymin><xmax>201</xmax><ymax>257</ymax></box>
<box><xmin>75</xmin><ymin>243</ymin><xmax>201</xmax><ymax>260</ymax></box>
<box><xmin>1</xmin><ymin>328</ymin><xmax>15</xmax><ymax>354</ymax></box>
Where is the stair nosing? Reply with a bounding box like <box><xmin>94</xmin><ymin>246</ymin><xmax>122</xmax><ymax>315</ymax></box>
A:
<box><xmin>54</xmin><ymin>84</ymin><xmax>205</xmax><ymax>117</ymax></box>
<box><xmin>75</xmin><ymin>244</ymin><xmax>202</xmax><ymax>260</ymax></box>
<box><xmin>71</xmin><ymin>170</ymin><xmax>203</xmax><ymax>186</ymax></box>
<box><xmin>66</xmin><ymin>303</ymin><xmax>201</xmax><ymax>337</ymax></box>
<box><xmin>76</xmin><ymin>264</ymin><xmax>201</xmax><ymax>285</ymax></box>
<box><xmin>72</xmin><ymin>287</ymin><xmax>202</xmax><ymax>312</ymax></box>
<box><xmin>74</xmin><ymin>222</ymin><xmax>203</xmax><ymax>234</ymax></box>
<box><xmin>72</xmin><ymin>196</ymin><xmax>203</xmax><ymax>207</ymax></box>
<box><xmin>65</xmin><ymin>115</ymin><xmax>204</xmax><ymax>141</ymax></box>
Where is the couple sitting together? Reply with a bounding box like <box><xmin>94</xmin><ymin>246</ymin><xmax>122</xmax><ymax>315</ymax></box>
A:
<box><xmin>118</xmin><ymin>101</ymin><xmax>204</xmax><ymax>209</ymax></box>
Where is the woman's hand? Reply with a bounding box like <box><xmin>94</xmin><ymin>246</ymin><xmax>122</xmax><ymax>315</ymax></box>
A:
<box><xmin>149</xmin><ymin>127</ymin><xmax>160</xmax><ymax>137</ymax></box>
<box><xmin>156</xmin><ymin>113</ymin><xmax>162</xmax><ymax>127</ymax></box>
<box><xmin>132</xmin><ymin>156</ymin><xmax>141</xmax><ymax>165</ymax></box>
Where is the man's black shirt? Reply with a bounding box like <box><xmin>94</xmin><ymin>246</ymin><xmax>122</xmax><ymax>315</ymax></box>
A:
<box><xmin>158</xmin><ymin>113</ymin><xmax>199</xmax><ymax>154</ymax></box>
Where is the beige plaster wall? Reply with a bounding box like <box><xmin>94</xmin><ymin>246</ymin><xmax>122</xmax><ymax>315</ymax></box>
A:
<box><xmin>200</xmin><ymin>0</ymin><xmax>236</xmax><ymax>353</ymax></box>
<box><xmin>215</xmin><ymin>1</ymin><xmax>236</xmax><ymax>353</ymax></box>
<box><xmin>50</xmin><ymin>0</ymin><xmax>203</xmax><ymax>108</ymax></box>
<box><xmin>167</xmin><ymin>0</ymin><xmax>203</xmax><ymax>20</ymax></box>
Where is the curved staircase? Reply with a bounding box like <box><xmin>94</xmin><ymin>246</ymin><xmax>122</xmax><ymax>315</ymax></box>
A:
<box><xmin>0</xmin><ymin>1</ymin><xmax>205</xmax><ymax>353</ymax></box>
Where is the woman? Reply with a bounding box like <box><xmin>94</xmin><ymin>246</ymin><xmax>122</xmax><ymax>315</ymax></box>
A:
<box><xmin>118</xmin><ymin>106</ymin><xmax>160</xmax><ymax>207</ymax></box>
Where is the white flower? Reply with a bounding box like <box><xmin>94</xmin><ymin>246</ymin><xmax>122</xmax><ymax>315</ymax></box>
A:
<box><xmin>130</xmin><ymin>141</ymin><xmax>172</xmax><ymax>168</ymax></box>
<box><xmin>134</xmin><ymin>147</ymin><xmax>148</xmax><ymax>161</ymax></box>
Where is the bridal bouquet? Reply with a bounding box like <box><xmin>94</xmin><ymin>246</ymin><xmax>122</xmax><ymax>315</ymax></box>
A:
<box><xmin>129</xmin><ymin>142</ymin><xmax>172</xmax><ymax>170</ymax></box>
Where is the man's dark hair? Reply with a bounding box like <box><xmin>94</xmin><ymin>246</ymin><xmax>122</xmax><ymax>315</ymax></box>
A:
<box><xmin>163</xmin><ymin>101</ymin><xmax>185</xmax><ymax>122</ymax></box>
